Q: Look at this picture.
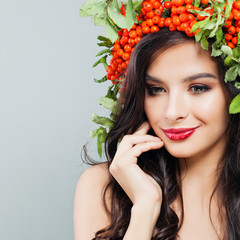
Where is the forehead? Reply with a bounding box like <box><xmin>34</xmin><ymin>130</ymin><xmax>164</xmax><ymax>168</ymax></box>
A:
<box><xmin>147</xmin><ymin>42</ymin><xmax>219</xmax><ymax>81</ymax></box>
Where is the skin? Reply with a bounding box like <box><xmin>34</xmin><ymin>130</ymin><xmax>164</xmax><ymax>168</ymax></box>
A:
<box><xmin>74</xmin><ymin>42</ymin><xmax>229</xmax><ymax>240</ymax></box>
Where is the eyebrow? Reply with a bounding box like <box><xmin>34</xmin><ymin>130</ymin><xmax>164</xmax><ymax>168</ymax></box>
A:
<box><xmin>145</xmin><ymin>73</ymin><xmax>217</xmax><ymax>83</ymax></box>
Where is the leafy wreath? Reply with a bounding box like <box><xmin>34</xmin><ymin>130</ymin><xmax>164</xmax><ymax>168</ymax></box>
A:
<box><xmin>80</xmin><ymin>0</ymin><xmax>240</xmax><ymax>156</ymax></box>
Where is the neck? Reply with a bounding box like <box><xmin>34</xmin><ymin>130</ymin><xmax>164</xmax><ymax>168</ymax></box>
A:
<box><xmin>179</xmin><ymin>135</ymin><xmax>227</xmax><ymax>196</ymax></box>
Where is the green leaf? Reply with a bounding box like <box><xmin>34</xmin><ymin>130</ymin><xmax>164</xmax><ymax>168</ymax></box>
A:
<box><xmin>221</xmin><ymin>45</ymin><xmax>233</xmax><ymax>57</ymax></box>
<box><xmin>235</xmin><ymin>82</ymin><xmax>240</xmax><ymax>89</ymax></box>
<box><xmin>94</xmin><ymin>16</ymin><xmax>108</xmax><ymax>26</ymax></box>
<box><xmin>200</xmin><ymin>35</ymin><xmax>209</xmax><ymax>50</ymax></box>
<box><xmin>96</xmin><ymin>48</ymin><xmax>112</xmax><ymax>56</ymax></box>
<box><xmin>92</xmin><ymin>55</ymin><xmax>107</xmax><ymax>67</ymax></box>
<box><xmin>97</xmin><ymin>35</ymin><xmax>111</xmax><ymax>42</ymax></box>
<box><xmin>224</xmin><ymin>55</ymin><xmax>235</xmax><ymax>67</ymax></box>
<box><xmin>238</xmin><ymin>32</ymin><xmax>240</xmax><ymax>45</ymax></box>
<box><xmin>125</xmin><ymin>0</ymin><xmax>137</xmax><ymax>30</ymax></box>
<box><xmin>94</xmin><ymin>76</ymin><xmax>107</xmax><ymax>83</ymax></box>
<box><xmin>108</xmin><ymin>0</ymin><xmax>128</xmax><ymax>28</ymax></box>
<box><xmin>89</xmin><ymin>126</ymin><xmax>107</xmax><ymax>157</ymax></box>
<box><xmin>224</xmin><ymin>65</ymin><xmax>239</xmax><ymax>82</ymax></box>
<box><xmin>90</xmin><ymin>113</ymin><xmax>113</xmax><ymax>127</ymax></box>
<box><xmin>194</xmin><ymin>0</ymin><xmax>200</xmax><ymax>7</ymax></box>
<box><xmin>99</xmin><ymin>97</ymin><xmax>117</xmax><ymax>112</ymax></box>
<box><xmin>229</xmin><ymin>93</ymin><xmax>240</xmax><ymax>114</ymax></box>
<box><xmin>189</xmin><ymin>9</ymin><xmax>210</xmax><ymax>17</ymax></box>
<box><xmin>202</xmin><ymin>19</ymin><xmax>217</xmax><ymax>30</ymax></box>
<box><xmin>233</xmin><ymin>46</ymin><xmax>240</xmax><ymax>59</ymax></box>
<box><xmin>216</xmin><ymin>28</ymin><xmax>223</xmax><ymax>44</ymax></box>
<box><xmin>225</xmin><ymin>0</ymin><xmax>234</xmax><ymax>20</ymax></box>
<box><xmin>105</xmin><ymin>21</ymin><xmax>118</xmax><ymax>43</ymax></box>
<box><xmin>191</xmin><ymin>17</ymin><xmax>210</xmax><ymax>33</ymax></box>
<box><xmin>211</xmin><ymin>42</ymin><xmax>222</xmax><ymax>57</ymax></box>
<box><xmin>209</xmin><ymin>14</ymin><xmax>222</xmax><ymax>38</ymax></box>
<box><xmin>194</xmin><ymin>29</ymin><xmax>204</xmax><ymax>42</ymax></box>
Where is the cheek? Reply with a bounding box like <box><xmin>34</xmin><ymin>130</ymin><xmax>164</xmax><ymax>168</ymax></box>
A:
<box><xmin>144</xmin><ymin>99</ymin><xmax>162</xmax><ymax>124</ymax></box>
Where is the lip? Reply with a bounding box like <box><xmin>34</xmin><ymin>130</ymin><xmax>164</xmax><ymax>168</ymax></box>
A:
<box><xmin>162</xmin><ymin>127</ymin><xmax>199</xmax><ymax>141</ymax></box>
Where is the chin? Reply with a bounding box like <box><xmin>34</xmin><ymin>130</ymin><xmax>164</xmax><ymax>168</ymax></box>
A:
<box><xmin>163</xmin><ymin>144</ymin><xmax>195</xmax><ymax>158</ymax></box>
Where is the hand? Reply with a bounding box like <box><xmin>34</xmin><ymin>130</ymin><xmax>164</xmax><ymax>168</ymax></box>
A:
<box><xmin>109</xmin><ymin>122</ymin><xmax>164</xmax><ymax>206</ymax></box>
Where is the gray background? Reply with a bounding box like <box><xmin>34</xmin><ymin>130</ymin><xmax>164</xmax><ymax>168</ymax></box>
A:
<box><xmin>0</xmin><ymin>0</ymin><xmax>109</xmax><ymax>239</ymax></box>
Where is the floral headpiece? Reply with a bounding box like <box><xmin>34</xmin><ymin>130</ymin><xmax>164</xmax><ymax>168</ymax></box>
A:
<box><xmin>80</xmin><ymin>0</ymin><xmax>240</xmax><ymax>156</ymax></box>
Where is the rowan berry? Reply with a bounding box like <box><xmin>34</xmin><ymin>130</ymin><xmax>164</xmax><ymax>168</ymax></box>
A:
<box><xmin>165</xmin><ymin>17</ymin><xmax>172</xmax><ymax>27</ymax></box>
<box><xmin>171</xmin><ymin>6</ymin><xmax>178</xmax><ymax>14</ymax></box>
<box><xmin>146</xmin><ymin>19</ymin><xmax>154</xmax><ymax>27</ymax></box>
<box><xmin>152</xmin><ymin>1</ymin><xmax>160</xmax><ymax>9</ymax></box>
<box><xmin>158</xmin><ymin>19</ymin><xmax>165</xmax><ymax>28</ymax></box>
<box><xmin>142</xmin><ymin>25</ymin><xmax>150</xmax><ymax>34</ymax></box>
<box><xmin>197</xmin><ymin>14</ymin><xmax>206</xmax><ymax>21</ymax></box>
<box><xmin>178</xmin><ymin>6</ymin><xmax>186</xmax><ymax>14</ymax></box>
<box><xmin>234</xmin><ymin>1</ymin><xmax>240</xmax><ymax>9</ymax></box>
<box><xmin>129</xmin><ymin>30</ymin><xmax>137</xmax><ymax>38</ymax></box>
<box><xmin>185</xmin><ymin>26</ymin><xmax>193</xmax><ymax>36</ymax></box>
<box><xmin>228</xmin><ymin>12</ymin><xmax>234</xmax><ymax>20</ymax></box>
<box><xmin>234</xmin><ymin>11</ymin><xmax>240</xmax><ymax>20</ymax></box>
<box><xmin>185</xmin><ymin>0</ymin><xmax>193</xmax><ymax>3</ymax></box>
<box><xmin>169</xmin><ymin>23</ymin><xmax>177</xmax><ymax>31</ymax></box>
<box><xmin>142</xmin><ymin>1</ymin><xmax>153</xmax><ymax>12</ymax></box>
<box><xmin>185</xmin><ymin>4</ymin><xmax>193</xmax><ymax>13</ymax></box>
<box><xmin>188</xmin><ymin>13</ymin><xmax>195</xmax><ymax>21</ymax></box>
<box><xmin>124</xmin><ymin>44</ymin><xmax>132</xmax><ymax>53</ymax></box>
<box><xmin>179</xmin><ymin>13</ymin><xmax>188</xmax><ymax>22</ymax></box>
<box><xmin>122</xmin><ymin>29</ymin><xmax>129</xmax><ymax>36</ymax></box>
<box><xmin>232</xmin><ymin>36</ymin><xmax>238</xmax><ymax>45</ymax></box>
<box><xmin>122</xmin><ymin>53</ymin><xmax>130</xmax><ymax>60</ymax></box>
<box><xmin>154</xmin><ymin>9</ymin><xmax>162</xmax><ymax>15</ymax></box>
<box><xmin>228</xmin><ymin>42</ymin><xmax>235</xmax><ymax>49</ymax></box>
<box><xmin>153</xmin><ymin>15</ymin><xmax>160</xmax><ymax>24</ymax></box>
<box><xmin>112</xmin><ymin>44</ymin><xmax>121</xmax><ymax>51</ymax></box>
<box><xmin>175</xmin><ymin>0</ymin><xmax>184</xmax><ymax>7</ymax></box>
<box><xmin>122</xmin><ymin>62</ymin><xmax>127</xmax><ymax>69</ymax></box>
<box><xmin>116</xmin><ymin>58</ymin><xmax>123</xmax><ymax>64</ymax></box>
<box><xmin>224</xmin><ymin>20</ymin><xmax>232</xmax><ymax>28</ymax></box>
<box><xmin>173</xmin><ymin>16</ymin><xmax>181</xmax><ymax>26</ymax></box>
<box><xmin>236</xmin><ymin>26</ymin><xmax>240</xmax><ymax>33</ymax></box>
<box><xmin>135</xmin><ymin>36</ymin><xmax>142</xmax><ymax>43</ymax></box>
<box><xmin>180</xmin><ymin>22</ymin><xmax>189</xmax><ymax>31</ymax></box>
<box><xmin>228</xmin><ymin>25</ymin><xmax>236</xmax><ymax>34</ymax></box>
<box><xmin>225</xmin><ymin>33</ymin><xmax>233</xmax><ymax>41</ymax></box>
<box><xmin>232</xmin><ymin>8</ymin><xmax>239</xmax><ymax>15</ymax></box>
<box><xmin>164</xmin><ymin>1</ymin><xmax>172</xmax><ymax>9</ymax></box>
<box><xmin>151</xmin><ymin>25</ymin><xmax>159</xmax><ymax>32</ymax></box>
<box><xmin>128</xmin><ymin>38</ymin><xmax>136</xmax><ymax>47</ymax></box>
<box><xmin>147</xmin><ymin>11</ymin><xmax>155</xmax><ymax>18</ymax></box>
<box><xmin>200</xmin><ymin>0</ymin><xmax>208</xmax><ymax>4</ymax></box>
<box><xmin>117</xmin><ymin>49</ymin><xmax>124</xmax><ymax>57</ymax></box>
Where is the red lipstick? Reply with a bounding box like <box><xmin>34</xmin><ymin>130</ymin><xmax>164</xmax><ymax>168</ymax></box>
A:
<box><xmin>162</xmin><ymin>127</ymin><xmax>198</xmax><ymax>141</ymax></box>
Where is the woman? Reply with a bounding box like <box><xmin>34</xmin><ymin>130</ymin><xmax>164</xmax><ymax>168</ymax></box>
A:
<box><xmin>74</xmin><ymin>29</ymin><xmax>240</xmax><ymax>239</ymax></box>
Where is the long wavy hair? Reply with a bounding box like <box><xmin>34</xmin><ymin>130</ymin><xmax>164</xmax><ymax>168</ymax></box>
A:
<box><xmin>90</xmin><ymin>28</ymin><xmax>240</xmax><ymax>240</ymax></box>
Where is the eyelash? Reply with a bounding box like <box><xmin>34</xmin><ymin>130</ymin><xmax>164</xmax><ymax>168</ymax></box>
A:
<box><xmin>146</xmin><ymin>85</ymin><xmax>211</xmax><ymax>96</ymax></box>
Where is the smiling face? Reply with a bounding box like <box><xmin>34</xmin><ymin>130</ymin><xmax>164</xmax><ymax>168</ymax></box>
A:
<box><xmin>144</xmin><ymin>42</ymin><xmax>229</xmax><ymax>160</ymax></box>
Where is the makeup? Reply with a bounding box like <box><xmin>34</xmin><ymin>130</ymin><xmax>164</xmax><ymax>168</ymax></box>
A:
<box><xmin>162</xmin><ymin>127</ymin><xmax>198</xmax><ymax>141</ymax></box>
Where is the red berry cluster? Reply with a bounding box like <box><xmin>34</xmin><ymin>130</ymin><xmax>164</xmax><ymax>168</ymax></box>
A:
<box><xmin>224</xmin><ymin>1</ymin><xmax>240</xmax><ymax>49</ymax></box>
<box><xmin>106</xmin><ymin>0</ymin><xmax>240</xmax><ymax>83</ymax></box>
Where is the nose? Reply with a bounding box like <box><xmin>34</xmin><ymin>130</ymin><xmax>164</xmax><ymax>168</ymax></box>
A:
<box><xmin>163</xmin><ymin>90</ymin><xmax>189</xmax><ymax>122</ymax></box>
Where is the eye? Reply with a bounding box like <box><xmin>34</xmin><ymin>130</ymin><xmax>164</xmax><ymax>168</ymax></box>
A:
<box><xmin>146</xmin><ymin>86</ymin><xmax>165</xmax><ymax>96</ymax></box>
<box><xmin>189</xmin><ymin>84</ymin><xmax>211</xmax><ymax>94</ymax></box>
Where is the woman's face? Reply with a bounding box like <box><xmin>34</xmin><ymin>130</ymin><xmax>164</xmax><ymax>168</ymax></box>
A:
<box><xmin>144</xmin><ymin>42</ymin><xmax>229</xmax><ymax>159</ymax></box>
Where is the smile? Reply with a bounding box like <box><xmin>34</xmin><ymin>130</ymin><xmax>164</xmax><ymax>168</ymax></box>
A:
<box><xmin>162</xmin><ymin>127</ymin><xmax>199</xmax><ymax>141</ymax></box>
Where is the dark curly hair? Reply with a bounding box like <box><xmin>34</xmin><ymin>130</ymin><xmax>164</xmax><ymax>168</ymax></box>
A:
<box><xmin>89</xmin><ymin>28</ymin><xmax>240</xmax><ymax>240</ymax></box>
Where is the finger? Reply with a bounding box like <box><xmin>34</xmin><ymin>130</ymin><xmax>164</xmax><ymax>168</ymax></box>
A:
<box><xmin>134</xmin><ymin>122</ymin><xmax>151</xmax><ymax>135</ymax></box>
<box><xmin>129</xmin><ymin>140</ymin><xmax>164</xmax><ymax>158</ymax></box>
<box><xmin>118</xmin><ymin>134</ymin><xmax>162</xmax><ymax>154</ymax></box>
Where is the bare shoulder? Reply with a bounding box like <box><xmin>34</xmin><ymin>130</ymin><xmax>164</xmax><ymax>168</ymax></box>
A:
<box><xmin>73</xmin><ymin>162</ymin><xmax>112</xmax><ymax>240</ymax></box>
